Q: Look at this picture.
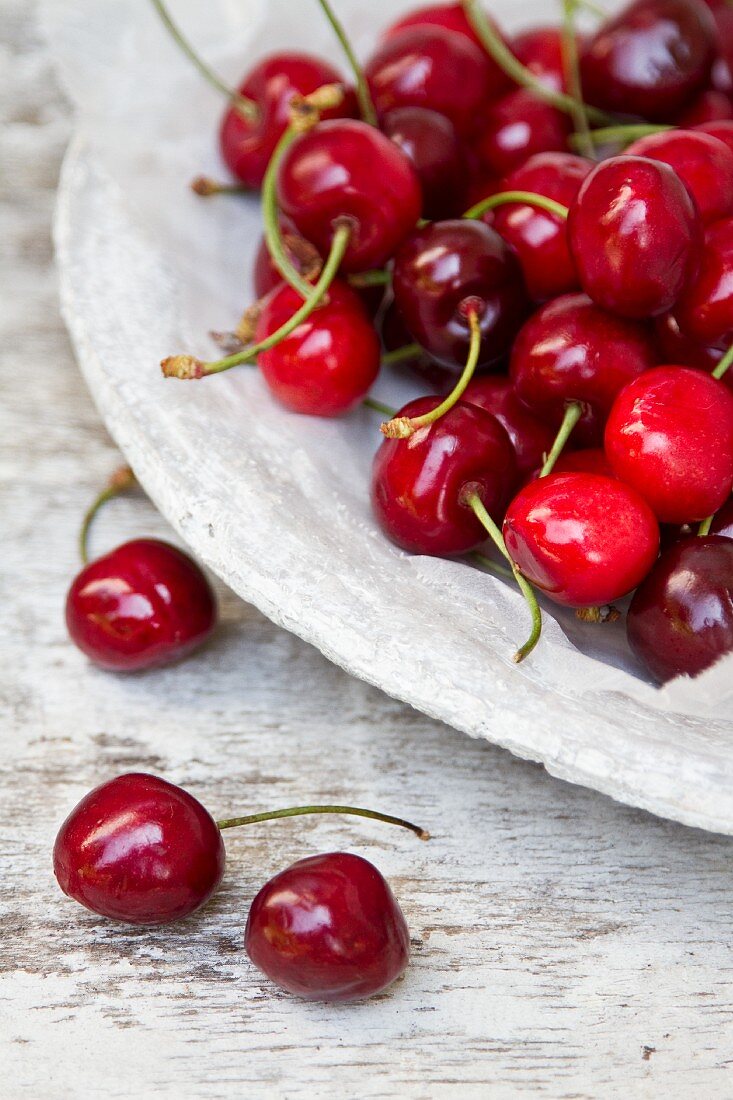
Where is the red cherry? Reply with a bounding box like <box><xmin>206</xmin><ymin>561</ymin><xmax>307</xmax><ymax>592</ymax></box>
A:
<box><xmin>604</xmin><ymin>366</ymin><xmax>733</xmax><ymax>523</ymax></box>
<box><xmin>654</xmin><ymin>309</ymin><xmax>728</xmax><ymax>374</ymax></box>
<box><xmin>392</xmin><ymin>219</ymin><xmax>529</xmax><ymax>370</ymax></box>
<box><xmin>382</xmin><ymin>106</ymin><xmax>467</xmax><ymax>220</ymax></box>
<box><xmin>693</xmin><ymin>119</ymin><xmax>733</xmax><ymax>158</ymax></box>
<box><xmin>475</xmin><ymin>90</ymin><xmax>571</xmax><ymax>178</ymax></box>
<box><xmin>676</xmin><ymin>89</ymin><xmax>733</xmax><ymax>125</ymax></box>
<box><xmin>625</xmin><ymin>129</ymin><xmax>733</xmax><ymax>225</ymax></box>
<box><xmin>364</xmin><ymin>26</ymin><xmax>495</xmax><ymax>138</ymax></box>
<box><xmin>245</xmin><ymin>852</ymin><xmax>410</xmax><ymax>1002</ymax></box>
<box><xmin>254</xmin><ymin>280</ymin><xmax>380</xmax><ymax>416</ymax></box>
<box><xmin>552</xmin><ymin>448</ymin><xmax>615</xmax><ymax>478</ymax></box>
<box><xmin>487</xmin><ymin>152</ymin><xmax>592</xmax><ymax>301</ymax></box>
<box><xmin>276</xmin><ymin>119</ymin><xmax>422</xmax><ymax>273</ymax></box>
<box><xmin>568</xmin><ymin>156</ymin><xmax>702</xmax><ymax>319</ymax></box>
<box><xmin>511</xmin><ymin>26</ymin><xmax>573</xmax><ymax>93</ymax></box>
<box><xmin>220</xmin><ymin>53</ymin><xmax>355</xmax><ymax>189</ymax></box>
<box><xmin>462</xmin><ymin>376</ymin><xmax>557</xmax><ymax>479</ymax></box>
<box><xmin>371</xmin><ymin>397</ymin><xmax>517</xmax><ymax>555</ymax></box>
<box><xmin>627</xmin><ymin>536</ymin><xmax>733</xmax><ymax>681</ymax></box>
<box><xmin>675</xmin><ymin>216</ymin><xmax>733</xmax><ymax>345</ymax></box>
<box><xmin>53</xmin><ymin>773</ymin><xmax>225</xmax><ymax>924</ymax></box>
<box><xmin>503</xmin><ymin>473</ymin><xmax>660</xmax><ymax>608</ymax></box>
<box><xmin>580</xmin><ymin>0</ymin><xmax>716</xmax><ymax>122</ymax></box>
<box><xmin>66</xmin><ymin>538</ymin><xmax>217</xmax><ymax>671</ymax></box>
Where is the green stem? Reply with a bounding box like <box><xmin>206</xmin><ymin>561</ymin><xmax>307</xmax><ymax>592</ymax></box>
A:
<box><xmin>314</xmin><ymin>0</ymin><xmax>378</xmax><ymax>126</ymax></box>
<box><xmin>464</xmin><ymin>492</ymin><xmax>542</xmax><ymax>663</ymax></box>
<box><xmin>570</xmin><ymin>123</ymin><xmax>671</xmax><ymax>150</ymax></box>
<box><xmin>380</xmin><ymin>312</ymin><xmax>481</xmax><ymax>438</ymax></box>
<box><xmin>262</xmin><ymin>127</ymin><xmax>316</xmax><ymax>301</ymax></box>
<box><xmin>162</xmin><ymin>224</ymin><xmax>351</xmax><ymax>378</ymax></box>
<box><xmin>382</xmin><ymin>343</ymin><xmax>421</xmax><ymax>366</ymax></box>
<box><xmin>560</xmin><ymin>0</ymin><xmax>593</xmax><ymax>159</ymax></box>
<box><xmin>216</xmin><ymin>804</ymin><xmax>429</xmax><ymax>840</ymax></box>
<box><xmin>460</xmin><ymin>0</ymin><xmax>612</xmax><ymax>125</ymax></box>
<box><xmin>150</xmin><ymin>0</ymin><xmax>257</xmax><ymax>122</ymax></box>
<box><xmin>713</xmin><ymin>344</ymin><xmax>733</xmax><ymax>381</ymax></box>
<box><xmin>464</xmin><ymin>190</ymin><xmax>569</xmax><ymax>222</ymax></box>
<box><xmin>698</xmin><ymin>516</ymin><xmax>714</xmax><ymax>537</ymax></box>
<box><xmin>191</xmin><ymin>176</ymin><xmax>252</xmax><ymax>197</ymax></box>
<box><xmin>540</xmin><ymin>401</ymin><xmax>584</xmax><ymax>476</ymax></box>
<box><xmin>364</xmin><ymin>396</ymin><xmax>397</xmax><ymax>417</ymax></box>
<box><xmin>349</xmin><ymin>270</ymin><xmax>392</xmax><ymax>288</ymax></box>
<box><xmin>79</xmin><ymin>467</ymin><xmax>136</xmax><ymax>565</ymax></box>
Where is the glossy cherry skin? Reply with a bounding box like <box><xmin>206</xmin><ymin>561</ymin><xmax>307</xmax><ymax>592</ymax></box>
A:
<box><xmin>487</xmin><ymin>152</ymin><xmax>592</xmax><ymax>302</ymax></box>
<box><xmin>220</xmin><ymin>54</ymin><xmax>355</xmax><ymax>190</ymax></box>
<box><xmin>675</xmin><ymin>216</ymin><xmax>733</xmax><ymax>344</ymax></box>
<box><xmin>245</xmin><ymin>852</ymin><xmax>410</xmax><ymax>1002</ymax></box>
<box><xmin>503</xmin><ymin>473</ymin><xmax>660</xmax><ymax>608</ymax></box>
<box><xmin>694</xmin><ymin>120</ymin><xmax>733</xmax><ymax>159</ymax></box>
<box><xmin>462</xmin><ymin>376</ymin><xmax>557</xmax><ymax>479</ymax></box>
<box><xmin>710</xmin><ymin>4</ymin><xmax>733</xmax><ymax>94</ymax></box>
<box><xmin>365</xmin><ymin>26</ymin><xmax>494</xmax><ymax>139</ymax></box>
<box><xmin>568</xmin><ymin>156</ymin><xmax>701</xmax><ymax>319</ymax></box>
<box><xmin>511</xmin><ymin>26</ymin><xmax>573</xmax><ymax>93</ymax></box>
<box><xmin>654</xmin><ymin>309</ymin><xmax>727</xmax><ymax>373</ymax></box>
<box><xmin>277</xmin><ymin>120</ymin><xmax>422</xmax><ymax>274</ymax></box>
<box><xmin>53</xmin><ymin>774</ymin><xmax>225</xmax><ymax>924</ymax></box>
<box><xmin>371</xmin><ymin>397</ymin><xmax>517</xmax><ymax>556</ymax></box>
<box><xmin>579</xmin><ymin>0</ymin><xmax>716</xmax><ymax>122</ymax></box>
<box><xmin>475</xmin><ymin>90</ymin><xmax>570</xmax><ymax>178</ymax></box>
<box><xmin>625</xmin><ymin>130</ymin><xmax>733</xmax><ymax>225</ymax></box>
<box><xmin>552</xmin><ymin>448</ymin><xmax>615</xmax><ymax>478</ymax></box>
<box><xmin>392</xmin><ymin>219</ymin><xmax>529</xmax><ymax>370</ymax></box>
<box><xmin>627</xmin><ymin>536</ymin><xmax>733</xmax><ymax>681</ymax></box>
<box><xmin>677</xmin><ymin>89</ymin><xmax>733</xmax><ymax>125</ymax></box>
<box><xmin>66</xmin><ymin>539</ymin><xmax>217</xmax><ymax>671</ymax></box>
<box><xmin>605</xmin><ymin>366</ymin><xmax>733</xmax><ymax>523</ymax></box>
<box><xmin>382</xmin><ymin>107</ymin><xmax>467</xmax><ymax>220</ymax></box>
<box><xmin>254</xmin><ymin>280</ymin><xmax>380</xmax><ymax>417</ymax></box>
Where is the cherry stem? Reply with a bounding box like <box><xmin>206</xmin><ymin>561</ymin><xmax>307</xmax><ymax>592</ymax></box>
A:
<box><xmin>560</xmin><ymin>0</ymin><xmax>593</xmax><ymax>159</ymax></box>
<box><xmin>464</xmin><ymin>190</ymin><xmax>569</xmax><ymax>222</ymax></box>
<box><xmin>471</xmin><ymin>551</ymin><xmax>515</xmax><ymax>582</ymax></box>
<box><xmin>161</xmin><ymin>223</ymin><xmax>351</xmax><ymax>378</ymax></box>
<box><xmin>262</xmin><ymin>127</ymin><xmax>320</xmax><ymax>301</ymax></box>
<box><xmin>460</xmin><ymin>0</ymin><xmax>613</xmax><ymax>125</ymax></box>
<box><xmin>216</xmin><ymin>804</ymin><xmax>429</xmax><ymax>840</ymax></box>
<box><xmin>540</xmin><ymin>401</ymin><xmax>584</xmax><ymax>476</ymax></box>
<box><xmin>570</xmin><ymin>123</ymin><xmax>671</xmax><ymax>149</ymax></box>
<box><xmin>79</xmin><ymin>466</ymin><xmax>137</xmax><ymax>565</ymax></box>
<box><xmin>381</xmin><ymin>342</ymin><xmax>421</xmax><ymax>366</ymax></box>
<box><xmin>349</xmin><ymin>269</ymin><xmax>392</xmax><ymax>288</ymax></box>
<box><xmin>698</xmin><ymin>515</ymin><xmax>714</xmax><ymax>536</ymax></box>
<box><xmin>364</xmin><ymin>396</ymin><xmax>398</xmax><ymax>417</ymax></box>
<box><xmin>463</xmin><ymin>491</ymin><xmax>542</xmax><ymax>663</ymax></box>
<box><xmin>381</xmin><ymin>312</ymin><xmax>481</xmax><ymax>438</ymax></box>
<box><xmin>150</xmin><ymin>0</ymin><xmax>258</xmax><ymax>122</ymax></box>
<box><xmin>191</xmin><ymin>176</ymin><xmax>252</xmax><ymax>197</ymax></box>
<box><xmin>314</xmin><ymin>0</ymin><xmax>378</xmax><ymax>126</ymax></box>
<box><xmin>712</xmin><ymin>344</ymin><xmax>733</xmax><ymax>381</ymax></box>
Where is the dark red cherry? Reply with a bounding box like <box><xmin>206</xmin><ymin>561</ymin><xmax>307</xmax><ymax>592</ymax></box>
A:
<box><xmin>276</xmin><ymin>119</ymin><xmax>422</xmax><ymax>273</ymax></box>
<box><xmin>462</xmin><ymin>376</ymin><xmax>557</xmax><ymax>479</ymax></box>
<box><xmin>245</xmin><ymin>852</ymin><xmax>410</xmax><ymax>1002</ymax></box>
<box><xmin>675</xmin><ymin>216</ymin><xmax>733</xmax><ymax>345</ymax></box>
<box><xmin>364</xmin><ymin>26</ymin><xmax>494</xmax><ymax>139</ymax></box>
<box><xmin>371</xmin><ymin>397</ymin><xmax>517</xmax><ymax>555</ymax></box>
<box><xmin>627</xmin><ymin>536</ymin><xmax>733</xmax><ymax>681</ymax></box>
<box><xmin>392</xmin><ymin>219</ymin><xmax>529</xmax><ymax>370</ymax></box>
<box><xmin>568</xmin><ymin>156</ymin><xmax>702</xmax><ymax>319</ymax></box>
<box><xmin>254</xmin><ymin>280</ymin><xmax>380</xmax><ymax>416</ymax></box>
<box><xmin>605</xmin><ymin>366</ymin><xmax>733</xmax><ymax>523</ymax></box>
<box><xmin>625</xmin><ymin>129</ymin><xmax>733</xmax><ymax>225</ymax></box>
<box><xmin>53</xmin><ymin>773</ymin><xmax>225</xmax><ymax>924</ymax></box>
<box><xmin>503</xmin><ymin>473</ymin><xmax>660</xmax><ymax>607</ymax></box>
<box><xmin>676</xmin><ymin>88</ymin><xmax>733</xmax><ymax>125</ymax></box>
<box><xmin>511</xmin><ymin>26</ymin><xmax>574</xmax><ymax>93</ymax></box>
<box><xmin>711</xmin><ymin>496</ymin><xmax>733</xmax><ymax>538</ymax></box>
<box><xmin>710</xmin><ymin>4</ymin><xmax>733</xmax><ymax>94</ymax></box>
<box><xmin>552</xmin><ymin>448</ymin><xmax>615</xmax><ymax>478</ymax></box>
<box><xmin>66</xmin><ymin>538</ymin><xmax>217</xmax><ymax>671</ymax></box>
<box><xmin>382</xmin><ymin>106</ymin><xmax>467</xmax><ymax>220</ymax></box>
<box><xmin>475</xmin><ymin>90</ymin><xmax>571</xmax><ymax>178</ymax></box>
<box><xmin>487</xmin><ymin>152</ymin><xmax>593</xmax><ymax>302</ymax></box>
<box><xmin>380</xmin><ymin>300</ymin><xmax>454</xmax><ymax>387</ymax></box>
<box><xmin>220</xmin><ymin>53</ymin><xmax>355</xmax><ymax>189</ymax></box>
<box><xmin>694</xmin><ymin>120</ymin><xmax>733</xmax><ymax>159</ymax></box>
<box><xmin>654</xmin><ymin>309</ymin><xmax>728</xmax><ymax>373</ymax></box>
<box><xmin>579</xmin><ymin>0</ymin><xmax>716</xmax><ymax>122</ymax></box>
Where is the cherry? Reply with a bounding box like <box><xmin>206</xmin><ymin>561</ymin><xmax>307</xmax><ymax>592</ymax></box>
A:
<box><xmin>392</xmin><ymin>219</ymin><xmax>529</xmax><ymax>370</ymax></box>
<box><xmin>462</xmin><ymin>376</ymin><xmax>557</xmax><ymax>479</ymax></box>
<box><xmin>551</xmin><ymin>448</ymin><xmax>615</xmax><ymax>478</ymax></box>
<box><xmin>568</xmin><ymin>156</ymin><xmax>702</xmax><ymax>319</ymax></box>
<box><xmin>485</xmin><ymin>152</ymin><xmax>592</xmax><ymax>302</ymax></box>
<box><xmin>710</xmin><ymin>4</ymin><xmax>733</xmax><ymax>94</ymax></box>
<box><xmin>371</xmin><ymin>397</ymin><xmax>517</xmax><ymax>555</ymax></box>
<box><xmin>627</xmin><ymin>536</ymin><xmax>733</xmax><ymax>681</ymax></box>
<box><xmin>503</xmin><ymin>473</ymin><xmax>660</xmax><ymax>608</ymax></box>
<box><xmin>579</xmin><ymin>0</ymin><xmax>716</xmax><ymax>122</ymax></box>
<box><xmin>254</xmin><ymin>280</ymin><xmax>380</xmax><ymax>416</ymax></box>
<box><xmin>53</xmin><ymin>773</ymin><xmax>225</xmax><ymax>924</ymax></box>
<box><xmin>220</xmin><ymin>54</ymin><xmax>355</xmax><ymax>189</ymax></box>
<box><xmin>474</xmin><ymin>90</ymin><xmax>571</xmax><ymax>178</ymax></box>
<box><xmin>276</xmin><ymin>119</ymin><xmax>422</xmax><ymax>273</ymax></box>
<box><xmin>694</xmin><ymin>120</ymin><xmax>733</xmax><ymax>159</ymax></box>
<box><xmin>677</xmin><ymin>89</ymin><xmax>733</xmax><ymax>125</ymax></box>
<box><xmin>625</xmin><ymin>129</ymin><xmax>733</xmax><ymax>225</ymax></box>
<box><xmin>381</xmin><ymin>106</ymin><xmax>467</xmax><ymax>220</ymax></box>
<box><xmin>364</xmin><ymin>26</ymin><xmax>495</xmax><ymax>139</ymax></box>
<box><xmin>654</xmin><ymin>309</ymin><xmax>728</xmax><ymax>373</ymax></box>
<box><xmin>604</xmin><ymin>366</ymin><xmax>733</xmax><ymax>523</ymax></box>
<box><xmin>511</xmin><ymin>26</ymin><xmax>573</xmax><ymax>94</ymax></box>
<box><xmin>675</xmin><ymin>217</ymin><xmax>733</xmax><ymax>345</ymax></box>
<box><xmin>245</xmin><ymin>852</ymin><xmax>410</xmax><ymax>1002</ymax></box>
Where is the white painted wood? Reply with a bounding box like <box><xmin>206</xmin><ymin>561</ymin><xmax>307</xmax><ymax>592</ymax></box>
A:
<box><xmin>3</xmin><ymin>4</ymin><xmax>733</xmax><ymax>1097</ymax></box>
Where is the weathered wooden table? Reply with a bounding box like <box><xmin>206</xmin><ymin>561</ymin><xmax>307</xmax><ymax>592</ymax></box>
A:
<box><xmin>3</xmin><ymin>4</ymin><xmax>733</xmax><ymax>1096</ymax></box>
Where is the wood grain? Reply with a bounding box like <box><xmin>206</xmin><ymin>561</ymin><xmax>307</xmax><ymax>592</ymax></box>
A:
<box><xmin>2</xmin><ymin>3</ymin><xmax>733</xmax><ymax>1096</ymax></box>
